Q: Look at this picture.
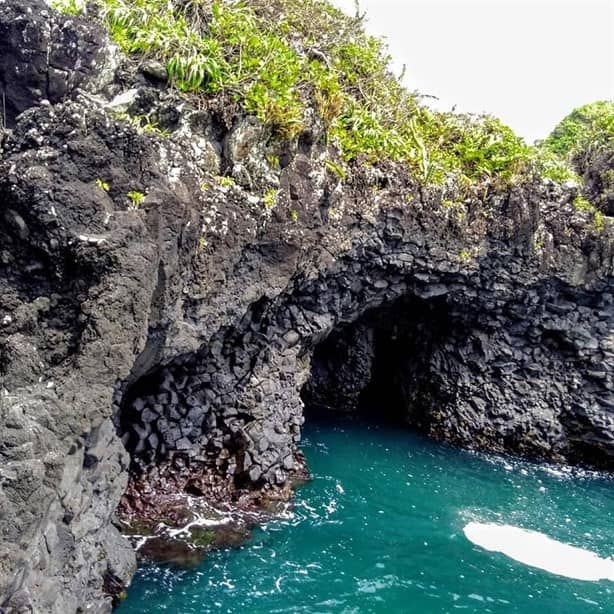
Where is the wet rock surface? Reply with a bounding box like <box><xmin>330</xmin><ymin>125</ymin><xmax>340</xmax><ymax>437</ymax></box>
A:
<box><xmin>0</xmin><ymin>2</ymin><xmax>612</xmax><ymax>613</ymax></box>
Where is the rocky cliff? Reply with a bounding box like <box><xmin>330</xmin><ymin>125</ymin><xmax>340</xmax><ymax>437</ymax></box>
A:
<box><xmin>0</xmin><ymin>1</ymin><xmax>612</xmax><ymax>612</ymax></box>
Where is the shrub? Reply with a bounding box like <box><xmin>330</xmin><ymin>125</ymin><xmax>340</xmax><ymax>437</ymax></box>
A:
<box><xmin>52</xmin><ymin>0</ymin><xmax>85</xmax><ymax>14</ymax></box>
<box><xmin>541</xmin><ymin>101</ymin><xmax>614</xmax><ymax>213</ymax></box>
<box><xmin>573</xmin><ymin>195</ymin><xmax>606</xmax><ymax>231</ymax></box>
<box><xmin>542</xmin><ymin>101</ymin><xmax>614</xmax><ymax>158</ymax></box>
<box><xmin>263</xmin><ymin>188</ymin><xmax>279</xmax><ymax>210</ymax></box>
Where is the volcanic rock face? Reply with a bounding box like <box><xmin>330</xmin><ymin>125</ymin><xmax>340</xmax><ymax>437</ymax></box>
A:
<box><xmin>0</xmin><ymin>0</ymin><xmax>117</xmax><ymax>127</ymax></box>
<box><xmin>116</xmin><ymin>195</ymin><xmax>613</xmax><ymax>478</ymax></box>
<box><xmin>0</xmin><ymin>1</ymin><xmax>612</xmax><ymax>612</ymax></box>
<box><xmin>577</xmin><ymin>147</ymin><xmax>614</xmax><ymax>216</ymax></box>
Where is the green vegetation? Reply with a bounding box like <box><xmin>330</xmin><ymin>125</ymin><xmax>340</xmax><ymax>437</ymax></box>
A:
<box><xmin>215</xmin><ymin>175</ymin><xmax>236</xmax><ymax>187</ymax></box>
<box><xmin>263</xmin><ymin>188</ymin><xmax>279</xmax><ymax>210</ymax></box>
<box><xmin>95</xmin><ymin>178</ymin><xmax>110</xmax><ymax>192</ymax></box>
<box><xmin>127</xmin><ymin>190</ymin><xmax>145</xmax><ymax>208</ymax></box>
<box><xmin>595</xmin><ymin>211</ymin><xmax>605</xmax><ymax>231</ymax></box>
<box><xmin>573</xmin><ymin>195</ymin><xmax>593</xmax><ymax>211</ymax></box>
<box><xmin>53</xmin><ymin>0</ymin><xmax>84</xmax><ymax>15</ymax></box>
<box><xmin>112</xmin><ymin>111</ymin><xmax>171</xmax><ymax>137</ymax></box>
<box><xmin>266</xmin><ymin>154</ymin><xmax>280</xmax><ymax>169</ymax></box>
<box><xmin>188</xmin><ymin>526</ymin><xmax>216</xmax><ymax>548</ymax></box>
<box><xmin>325</xmin><ymin>159</ymin><xmax>347</xmax><ymax>180</ymax></box>
<box><xmin>542</xmin><ymin>101</ymin><xmax>614</xmax><ymax>159</ymax></box>
<box><xmin>459</xmin><ymin>249</ymin><xmax>472</xmax><ymax>262</ymax></box>
<box><xmin>442</xmin><ymin>198</ymin><xmax>466</xmax><ymax>223</ymax></box>
<box><xmin>541</xmin><ymin>101</ymin><xmax>614</xmax><ymax>213</ymax></box>
<box><xmin>573</xmin><ymin>195</ymin><xmax>605</xmax><ymax>231</ymax></box>
<box><xmin>535</xmin><ymin>150</ymin><xmax>579</xmax><ymax>183</ymax></box>
<box><xmin>52</xmin><ymin>0</ymin><xmax>610</xmax><ymax>196</ymax></box>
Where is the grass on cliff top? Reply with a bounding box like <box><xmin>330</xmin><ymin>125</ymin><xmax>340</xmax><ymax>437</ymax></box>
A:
<box><xmin>54</xmin><ymin>0</ymin><xmax>583</xmax><ymax>189</ymax></box>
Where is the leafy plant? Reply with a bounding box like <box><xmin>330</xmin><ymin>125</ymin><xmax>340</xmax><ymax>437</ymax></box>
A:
<box><xmin>573</xmin><ymin>195</ymin><xmax>593</xmax><ymax>211</ymax></box>
<box><xmin>51</xmin><ymin>0</ymin><xmax>85</xmax><ymax>15</ymax></box>
<box><xmin>127</xmin><ymin>190</ymin><xmax>145</xmax><ymax>208</ymax></box>
<box><xmin>111</xmin><ymin>111</ymin><xmax>170</xmax><ymax>137</ymax></box>
<box><xmin>573</xmin><ymin>195</ymin><xmax>605</xmax><ymax>231</ymax></box>
<box><xmin>536</xmin><ymin>150</ymin><xmax>579</xmax><ymax>183</ymax></box>
<box><xmin>266</xmin><ymin>154</ymin><xmax>280</xmax><ymax>168</ymax></box>
<box><xmin>542</xmin><ymin>101</ymin><xmax>614</xmax><ymax>158</ymax></box>
<box><xmin>594</xmin><ymin>211</ymin><xmax>605</xmax><ymax>231</ymax></box>
<box><xmin>325</xmin><ymin>159</ymin><xmax>347</xmax><ymax>179</ymax></box>
<box><xmin>216</xmin><ymin>175</ymin><xmax>236</xmax><ymax>188</ymax></box>
<box><xmin>263</xmin><ymin>188</ymin><xmax>279</xmax><ymax>210</ymax></box>
<box><xmin>541</xmin><ymin>101</ymin><xmax>614</xmax><ymax>212</ymax></box>
<box><xmin>459</xmin><ymin>249</ymin><xmax>472</xmax><ymax>262</ymax></box>
<box><xmin>95</xmin><ymin>178</ymin><xmax>110</xmax><ymax>192</ymax></box>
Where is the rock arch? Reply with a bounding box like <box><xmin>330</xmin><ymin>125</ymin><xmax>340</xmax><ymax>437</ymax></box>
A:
<box><xmin>116</xmin><ymin>208</ymin><xmax>613</xmax><ymax>502</ymax></box>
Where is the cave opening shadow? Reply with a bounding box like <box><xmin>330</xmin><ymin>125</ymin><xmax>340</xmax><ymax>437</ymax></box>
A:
<box><xmin>301</xmin><ymin>294</ymin><xmax>451</xmax><ymax>432</ymax></box>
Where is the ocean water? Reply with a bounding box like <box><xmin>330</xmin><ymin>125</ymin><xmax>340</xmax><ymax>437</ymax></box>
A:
<box><xmin>118</xmin><ymin>417</ymin><xmax>614</xmax><ymax>613</ymax></box>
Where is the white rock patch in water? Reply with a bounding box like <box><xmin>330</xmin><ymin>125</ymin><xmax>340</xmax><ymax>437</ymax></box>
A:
<box><xmin>463</xmin><ymin>522</ymin><xmax>614</xmax><ymax>582</ymax></box>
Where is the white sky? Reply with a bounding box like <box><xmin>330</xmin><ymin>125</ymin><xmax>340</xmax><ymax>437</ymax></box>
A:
<box><xmin>330</xmin><ymin>0</ymin><xmax>614</xmax><ymax>143</ymax></box>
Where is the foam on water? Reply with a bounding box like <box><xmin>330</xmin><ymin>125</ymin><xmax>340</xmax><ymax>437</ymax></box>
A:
<box><xmin>464</xmin><ymin>522</ymin><xmax>614</xmax><ymax>582</ymax></box>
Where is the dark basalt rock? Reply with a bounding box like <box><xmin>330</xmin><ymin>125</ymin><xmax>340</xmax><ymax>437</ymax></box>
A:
<box><xmin>0</xmin><ymin>0</ymin><xmax>117</xmax><ymax>128</ymax></box>
<box><xmin>0</xmin><ymin>1</ymin><xmax>612</xmax><ymax>613</ymax></box>
<box><xmin>577</xmin><ymin>147</ymin><xmax>614</xmax><ymax>216</ymax></box>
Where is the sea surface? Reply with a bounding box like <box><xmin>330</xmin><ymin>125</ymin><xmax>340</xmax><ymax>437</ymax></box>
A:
<box><xmin>118</xmin><ymin>417</ymin><xmax>614</xmax><ymax>613</ymax></box>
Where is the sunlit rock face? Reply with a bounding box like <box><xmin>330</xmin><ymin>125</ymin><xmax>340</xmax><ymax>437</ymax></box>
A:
<box><xmin>0</xmin><ymin>1</ymin><xmax>612</xmax><ymax>612</ymax></box>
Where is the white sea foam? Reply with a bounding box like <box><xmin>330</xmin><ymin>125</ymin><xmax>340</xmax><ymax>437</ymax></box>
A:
<box><xmin>167</xmin><ymin>514</ymin><xmax>233</xmax><ymax>539</ymax></box>
<box><xmin>463</xmin><ymin>522</ymin><xmax>614</xmax><ymax>582</ymax></box>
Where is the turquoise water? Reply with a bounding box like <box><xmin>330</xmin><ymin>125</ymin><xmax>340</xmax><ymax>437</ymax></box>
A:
<box><xmin>118</xmin><ymin>418</ymin><xmax>614</xmax><ymax>613</ymax></box>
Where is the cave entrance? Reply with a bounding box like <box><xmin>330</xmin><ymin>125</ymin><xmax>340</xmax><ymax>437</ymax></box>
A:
<box><xmin>301</xmin><ymin>294</ymin><xmax>451</xmax><ymax>430</ymax></box>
